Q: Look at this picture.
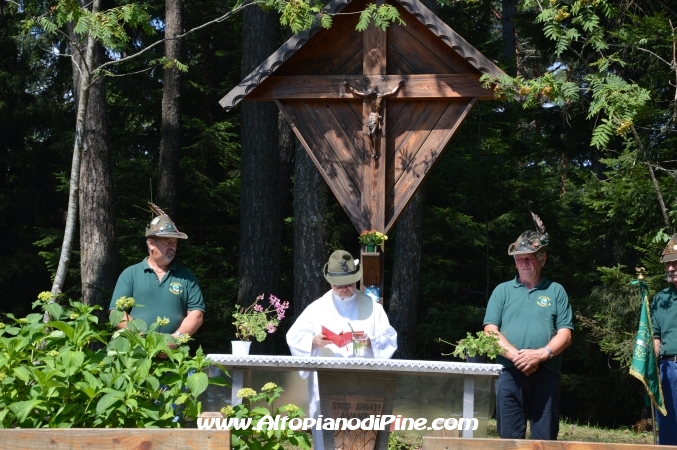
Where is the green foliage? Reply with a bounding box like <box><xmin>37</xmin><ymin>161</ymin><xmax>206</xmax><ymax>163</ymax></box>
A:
<box><xmin>483</xmin><ymin>0</ymin><xmax>660</xmax><ymax>151</ymax></box>
<box><xmin>225</xmin><ymin>383</ymin><xmax>311</xmax><ymax>450</ymax></box>
<box><xmin>24</xmin><ymin>1</ymin><xmax>154</xmax><ymax>51</ymax></box>
<box><xmin>356</xmin><ymin>4</ymin><xmax>405</xmax><ymax>32</ymax></box>
<box><xmin>0</xmin><ymin>293</ymin><xmax>226</xmax><ymax>428</ymax></box>
<box><xmin>440</xmin><ymin>331</ymin><xmax>504</xmax><ymax>360</ymax></box>
<box><xmin>278</xmin><ymin>0</ymin><xmax>323</xmax><ymax>34</ymax></box>
<box><xmin>576</xmin><ymin>265</ymin><xmax>640</xmax><ymax>367</ymax></box>
<box><xmin>232</xmin><ymin>294</ymin><xmax>289</xmax><ymax>342</ymax></box>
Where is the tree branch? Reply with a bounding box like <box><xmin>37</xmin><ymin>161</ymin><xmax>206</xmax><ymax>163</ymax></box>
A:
<box><xmin>631</xmin><ymin>124</ymin><xmax>672</xmax><ymax>231</ymax></box>
<box><xmin>96</xmin><ymin>0</ymin><xmax>258</xmax><ymax>72</ymax></box>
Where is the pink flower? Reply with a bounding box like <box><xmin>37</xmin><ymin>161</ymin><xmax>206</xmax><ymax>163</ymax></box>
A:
<box><xmin>277</xmin><ymin>313</ymin><xmax>285</xmax><ymax>320</ymax></box>
<box><xmin>269</xmin><ymin>294</ymin><xmax>281</xmax><ymax>308</ymax></box>
<box><xmin>254</xmin><ymin>304</ymin><xmax>263</xmax><ymax>312</ymax></box>
<box><xmin>266</xmin><ymin>323</ymin><xmax>277</xmax><ymax>333</ymax></box>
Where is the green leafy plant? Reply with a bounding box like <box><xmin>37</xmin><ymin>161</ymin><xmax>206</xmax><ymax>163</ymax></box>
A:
<box><xmin>358</xmin><ymin>230</ymin><xmax>388</xmax><ymax>246</ymax></box>
<box><xmin>440</xmin><ymin>331</ymin><xmax>504</xmax><ymax>360</ymax></box>
<box><xmin>223</xmin><ymin>383</ymin><xmax>311</xmax><ymax>450</ymax></box>
<box><xmin>0</xmin><ymin>292</ymin><xmax>227</xmax><ymax>428</ymax></box>
<box><xmin>232</xmin><ymin>294</ymin><xmax>289</xmax><ymax>342</ymax></box>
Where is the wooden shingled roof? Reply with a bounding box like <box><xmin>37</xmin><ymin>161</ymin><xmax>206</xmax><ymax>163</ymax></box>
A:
<box><xmin>221</xmin><ymin>0</ymin><xmax>506</xmax><ymax>234</ymax></box>
<box><xmin>221</xmin><ymin>0</ymin><xmax>504</xmax><ymax>110</ymax></box>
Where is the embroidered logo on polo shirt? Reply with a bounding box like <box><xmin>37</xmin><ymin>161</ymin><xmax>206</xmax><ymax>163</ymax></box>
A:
<box><xmin>536</xmin><ymin>296</ymin><xmax>551</xmax><ymax>307</ymax></box>
<box><xmin>169</xmin><ymin>282</ymin><xmax>183</xmax><ymax>295</ymax></box>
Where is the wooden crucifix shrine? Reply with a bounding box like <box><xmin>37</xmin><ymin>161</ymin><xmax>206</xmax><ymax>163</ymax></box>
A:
<box><xmin>222</xmin><ymin>0</ymin><xmax>505</xmax><ymax>303</ymax></box>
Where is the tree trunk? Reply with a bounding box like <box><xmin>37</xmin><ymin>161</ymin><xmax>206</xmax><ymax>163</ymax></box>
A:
<box><xmin>501</xmin><ymin>0</ymin><xmax>518</xmax><ymax>76</ymax></box>
<box><xmin>238</xmin><ymin>7</ymin><xmax>282</xmax><ymax>309</ymax></box>
<box><xmin>157</xmin><ymin>0</ymin><xmax>183</xmax><ymax>216</ymax></box>
<box><xmin>47</xmin><ymin>0</ymin><xmax>101</xmax><ymax>314</ymax></box>
<box><xmin>293</xmin><ymin>141</ymin><xmax>328</xmax><ymax>317</ymax></box>
<box><xmin>389</xmin><ymin>186</ymin><xmax>425</xmax><ymax>359</ymax></box>
<box><xmin>278</xmin><ymin>110</ymin><xmax>294</xmax><ymax>220</ymax></box>
<box><xmin>79</xmin><ymin>41</ymin><xmax>117</xmax><ymax>309</ymax></box>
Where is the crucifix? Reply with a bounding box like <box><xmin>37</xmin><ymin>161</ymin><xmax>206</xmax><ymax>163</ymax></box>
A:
<box><xmin>343</xmin><ymin>80</ymin><xmax>404</xmax><ymax>159</ymax></box>
<box><xmin>222</xmin><ymin>0</ymin><xmax>504</xmax><ymax>236</ymax></box>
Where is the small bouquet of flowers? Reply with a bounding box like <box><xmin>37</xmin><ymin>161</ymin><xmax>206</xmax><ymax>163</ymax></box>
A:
<box><xmin>232</xmin><ymin>294</ymin><xmax>289</xmax><ymax>342</ymax></box>
<box><xmin>358</xmin><ymin>230</ymin><xmax>387</xmax><ymax>246</ymax></box>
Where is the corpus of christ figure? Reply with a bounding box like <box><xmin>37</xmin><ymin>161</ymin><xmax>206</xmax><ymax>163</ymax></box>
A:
<box><xmin>343</xmin><ymin>80</ymin><xmax>405</xmax><ymax>159</ymax></box>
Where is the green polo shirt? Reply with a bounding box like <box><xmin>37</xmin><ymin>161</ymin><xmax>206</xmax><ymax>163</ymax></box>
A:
<box><xmin>651</xmin><ymin>285</ymin><xmax>677</xmax><ymax>356</ymax></box>
<box><xmin>483</xmin><ymin>276</ymin><xmax>573</xmax><ymax>374</ymax></box>
<box><xmin>109</xmin><ymin>258</ymin><xmax>205</xmax><ymax>334</ymax></box>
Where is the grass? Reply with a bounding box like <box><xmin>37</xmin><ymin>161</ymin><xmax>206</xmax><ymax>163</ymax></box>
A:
<box><xmin>485</xmin><ymin>419</ymin><xmax>655</xmax><ymax>444</ymax></box>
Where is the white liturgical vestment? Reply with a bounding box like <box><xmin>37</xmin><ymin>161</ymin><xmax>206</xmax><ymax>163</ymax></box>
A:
<box><xmin>286</xmin><ymin>289</ymin><xmax>397</xmax><ymax>450</ymax></box>
<box><xmin>286</xmin><ymin>289</ymin><xmax>398</xmax><ymax>358</ymax></box>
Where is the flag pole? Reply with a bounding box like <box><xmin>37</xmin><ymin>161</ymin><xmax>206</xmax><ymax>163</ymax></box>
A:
<box><xmin>630</xmin><ymin>266</ymin><xmax>666</xmax><ymax>443</ymax></box>
<box><xmin>636</xmin><ymin>268</ymin><xmax>657</xmax><ymax>445</ymax></box>
<box><xmin>652</xmin><ymin>398</ymin><xmax>657</xmax><ymax>445</ymax></box>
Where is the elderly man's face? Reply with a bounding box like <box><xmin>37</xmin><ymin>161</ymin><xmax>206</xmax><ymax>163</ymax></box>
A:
<box><xmin>514</xmin><ymin>252</ymin><xmax>546</xmax><ymax>281</ymax></box>
<box><xmin>665</xmin><ymin>261</ymin><xmax>677</xmax><ymax>286</ymax></box>
<box><xmin>149</xmin><ymin>237</ymin><xmax>177</xmax><ymax>265</ymax></box>
<box><xmin>332</xmin><ymin>283</ymin><xmax>356</xmax><ymax>299</ymax></box>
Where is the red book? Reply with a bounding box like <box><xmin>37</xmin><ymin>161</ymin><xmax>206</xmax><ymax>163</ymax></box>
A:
<box><xmin>321</xmin><ymin>326</ymin><xmax>363</xmax><ymax>347</ymax></box>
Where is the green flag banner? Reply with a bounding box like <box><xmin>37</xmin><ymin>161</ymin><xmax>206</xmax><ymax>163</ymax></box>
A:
<box><xmin>629</xmin><ymin>279</ymin><xmax>667</xmax><ymax>416</ymax></box>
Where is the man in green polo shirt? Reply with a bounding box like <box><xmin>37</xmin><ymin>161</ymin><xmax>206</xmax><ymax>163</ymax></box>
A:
<box><xmin>651</xmin><ymin>233</ymin><xmax>677</xmax><ymax>445</ymax></box>
<box><xmin>109</xmin><ymin>204</ymin><xmax>205</xmax><ymax>341</ymax></box>
<box><xmin>483</xmin><ymin>213</ymin><xmax>573</xmax><ymax>440</ymax></box>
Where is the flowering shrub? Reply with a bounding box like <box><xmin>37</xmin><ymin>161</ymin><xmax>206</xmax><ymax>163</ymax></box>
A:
<box><xmin>224</xmin><ymin>383</ymin><xmax>311</xmax><ymax>450</ymax></box>
<box><xmin>358</xmin><ymin>230</ymin><xmax>387</xmax><ymax>246</ymax></box>
<box><xmin>232</xmin><ymin>294</ymin><xmax>289</xmax><ymax>342</ymax></box>
<box><xmin>0</xmin><ymin>292</ymin><xmax>227</xmax><ymax>428</ymax></box>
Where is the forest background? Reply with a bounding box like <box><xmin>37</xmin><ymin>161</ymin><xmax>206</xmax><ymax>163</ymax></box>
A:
<box><xmin>1</xmin><ymin>0</ymin><xmax>676</xmax><ymax>429</ymax></box>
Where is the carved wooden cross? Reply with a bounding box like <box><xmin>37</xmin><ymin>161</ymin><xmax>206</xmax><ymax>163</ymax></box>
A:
<box><xmin>221</xmin><ymin>0</ymin><xmax>505</xmax><ymax>235</ymax></box>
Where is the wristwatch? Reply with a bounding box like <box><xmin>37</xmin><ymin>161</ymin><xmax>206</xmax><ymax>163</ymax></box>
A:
<box><xmin>544</xmin><ymin>346</ymin><xmax>553</xmax><ymax>359</ymax></box>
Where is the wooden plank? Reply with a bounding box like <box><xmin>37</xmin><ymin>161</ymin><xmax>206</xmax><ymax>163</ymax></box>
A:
<box><xmin>336</xmin><ymin>47</ymin><xmax>364</xmax><ymax>75</ymax></box>
<box><xmin>329</xmin><ymin>100</ymin><xmax>367</xmax><ymax>161</ymax></box>
<box><xmin>245</xmin><ymin>75</ymin><xmax>493</xmax><ymax>100</ymax></box>
<box><xmin>0</xmin><ymin>428</ymin><xmax>230</xmax><ymax>450</ymax></box>
<box><xmin>385</xmin><ymin>99</ymin><xmax>475</xmax><ymax>232</ymax></box>
<box><xmin>389</xmin><ymin>23</ymin><xmax>459</xmax><ymax>75</ymax></box>
<box><xmin>385</xmin><ymin>99</ymin><xmax>407</xmax><ymax>132</ymax></box>
<box><xmin>385</xmin><ymin>100</ymin><xmax>447</xmax><ymax>191</ymax></box>
<box><xmin>277</xmin><ymin>100</ymin><xmax>364</xmax><ymax>231</ymax></box>
<box><xmin>390</xmin><ymin>9</ymin><xmax>478</xmax><ymax>75</ymax></box>
<box><xmin>422</xmin><ymin>437</ymin><xmax>677</xmax><ymax>450</ymax></box>
<box><xmin>363</xmin><ymin>23</ymin><xmax>387</xmax><ymax>75</ymax></box>
<box><xmin>387</xmin><ymin>45</ymin><xmax>422</xmax><ymax>75</ymax></box>
<box><xmin>274</xmin><ymin>0</ymin><xmax>363</xmax><ymax>76</ymax></box>
<box><xmin>396</xmin><ymin>0</ymin><xmax>506</xmax><ymax>76</ymax></box>
<box><xmin>361</xmin><ymin>99</ymin><xmax>386</xmax><ymax>232</ymax></box>
<box><xmin>301</xmin><ymin>28</ymin><xmax>364</xmax><ymax>75</ymax></box>
<box><xmin>306</xmin><ymin>101</ymin><xmax>363</xmax><ymax>191</ymax></box>
<box><xmin>386</xmin><ymin>100</ymin><xmax>430</xmax><ymax>159</ymax></box>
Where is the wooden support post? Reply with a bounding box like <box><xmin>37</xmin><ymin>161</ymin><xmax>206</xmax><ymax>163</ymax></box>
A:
<box><xmin>360</xmin><ymin>247</ymin><xmax>384</xmax><ymax>305</ymax></box>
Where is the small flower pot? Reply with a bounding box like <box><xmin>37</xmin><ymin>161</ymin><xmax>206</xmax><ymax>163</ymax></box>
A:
<box><xmin>465</xmin><ymin>353</ymin><xmax>487</xmax><ymax>364</ymax></box>
<box><xmin>231</xmin><ymin>340</ymin><xmax>252</xmax><ymax>356</ymax></box>
<box><xmin>366</xmin><ymin>244</ymin><xmax>376</xmax><ymax>252</ymax></box>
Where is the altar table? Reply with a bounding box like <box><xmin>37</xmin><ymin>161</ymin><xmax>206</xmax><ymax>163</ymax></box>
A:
<box><xmin>205</xmin><ymin>355</ymin><xmax>502</xmax><ymax>450</ymax></box>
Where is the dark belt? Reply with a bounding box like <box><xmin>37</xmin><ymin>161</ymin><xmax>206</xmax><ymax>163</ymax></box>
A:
<box><xmin>661</xmin><ymin>355</ymin><xmax>677</xmax><ymax>362</ymax></box>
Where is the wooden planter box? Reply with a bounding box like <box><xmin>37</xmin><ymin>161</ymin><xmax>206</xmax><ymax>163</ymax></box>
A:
<box><xmin>0</xmin><ymin>427</ymin><xmax>230</xmax><ymax>450</ymax></box>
